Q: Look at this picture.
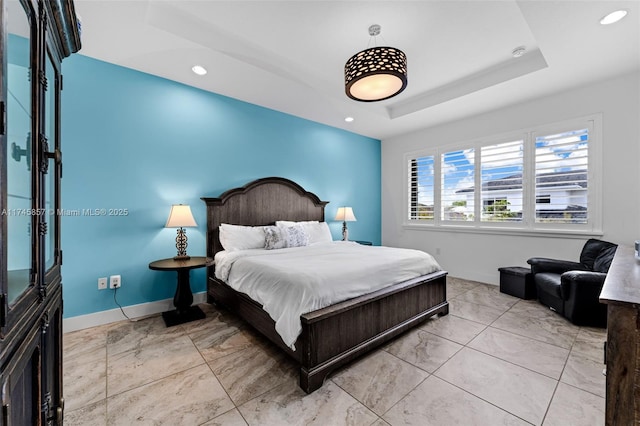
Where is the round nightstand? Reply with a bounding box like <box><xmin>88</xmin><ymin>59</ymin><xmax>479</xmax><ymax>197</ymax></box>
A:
<box><xmin>148</xmin><ymin>256</ymin><xmax>213</xmax><ymax>326</ymax></box>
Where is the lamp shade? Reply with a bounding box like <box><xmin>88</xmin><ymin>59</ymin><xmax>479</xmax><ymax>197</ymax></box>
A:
<box><xmin>345</xmin><ymin>46</ymin><xmax>407</xmax><ymax>102</ymax></box>
<box><xmin>165</xmin><ymin>204</ymin><xmax>197</xmax><ymax>228</ymax></box>
<box><xmin>334</xmin><ymin>207</ymin><xmax>357</xmax><ymax>222</ymax></box>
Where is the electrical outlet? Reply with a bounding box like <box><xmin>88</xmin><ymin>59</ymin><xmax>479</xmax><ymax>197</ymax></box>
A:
<box><xmin>109</xmin><ymin>275</ymin><xmax>121</xmax><ymax>289</ymax></box>
<box><xmin>98</xmin><ymin>277</ymin><xmax>108</xmax><ymax>290</ymax></box>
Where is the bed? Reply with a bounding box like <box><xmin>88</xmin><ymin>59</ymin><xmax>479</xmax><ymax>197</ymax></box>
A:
<box><xmin>201</xmin><ymin>177</ymin><xmax>448</xmax><ymax>393</ymax></box>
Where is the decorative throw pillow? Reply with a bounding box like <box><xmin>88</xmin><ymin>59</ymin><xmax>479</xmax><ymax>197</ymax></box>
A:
<box><xmin>276</xmin><ymin>220</ymin><xmax>331</xmax><ymax>244</ymax></box>
<box><xmin>264</xmin><ymin>226</ymin><xmax>287</xmax><ymax>250</ymax></box>
<box><xmin>263</xmin><ymin>225</ymin><xmax>310</xmax><ymax>249</ymax></box>
<box><xmin>285</xmin><ymin>224</ymin><xmax>310</xmax><ymax>247</ymax></box>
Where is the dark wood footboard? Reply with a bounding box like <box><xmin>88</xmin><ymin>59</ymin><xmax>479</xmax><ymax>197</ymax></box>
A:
<box><xmin>298</xmin><ymin>270</ymin><xmax>447</xmax><ymax>392</ymax></box>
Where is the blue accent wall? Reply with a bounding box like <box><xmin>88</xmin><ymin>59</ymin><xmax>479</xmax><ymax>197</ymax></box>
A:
<box><xmin>60</xmin><ymin>54</ymin><xmax>381</xmax><ymax>318</ymax></box>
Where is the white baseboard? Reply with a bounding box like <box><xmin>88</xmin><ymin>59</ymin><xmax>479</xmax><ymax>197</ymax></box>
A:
<box><xmin>63</xmin><ymin>292</ymin><xmax>208</xmax><ymax>333</ymax></box>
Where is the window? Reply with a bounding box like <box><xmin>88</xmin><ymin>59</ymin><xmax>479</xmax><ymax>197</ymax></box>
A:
<box><xmin>481</xmin><ymin>140</ymin><xmax>523</xmax><ymax>222</ymax></box>
<box><xmin>534</xmin><ymin>128</ymin><xmax>589</xmax><ymax>224</ymax></box>
<box><xmin>408</xmin><ymin>155</ymin><xmax>434</xmax><ymax>220</ymax></box>
<box><xmin>441</xmin><ymin>149</ymin><xmax>474</xmax><ymax>222</ymax></box>
<box><xmin>406</xmin><ymin>115</ymin><xmax>601</xmax><ymax>234</ymax></box>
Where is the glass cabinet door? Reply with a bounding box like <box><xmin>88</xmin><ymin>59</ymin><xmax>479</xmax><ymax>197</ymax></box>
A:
<box><xmin>6</xmin><ymin>0</ymin><xmax>34</xmax><ymax>306</ymax></box>
<box><xmin>43</xmin><ymin>51</ymin><xmax>59</xmax><ymax>274</ymax></box>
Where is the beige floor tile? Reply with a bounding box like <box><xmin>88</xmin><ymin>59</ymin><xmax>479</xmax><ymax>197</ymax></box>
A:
<box><xmin>468</xmin><ymin>327</ymin><xmax>570</xmax><ymax>379</ymax></box>
<box><xmin>446</xmin><ymin>276</ymin><xmax>482</xmax><ymax>298</ymax></box>
<box><xmin>506</xmin><ymin>299</ymin><xmax>560</xmax><ymax>320</ymax></box>
<box><xmin>576</xmin><ymin>326</ymin><xmax>607</xmax><ymax>342</ymax></box>
<box><xmin>449</xmin><ymin>299</ymin><xmax>505</xmax><ymax>325</ymax></box>
<box><xmin>571</xmin><ymin>336</ymin><xmax>605</xmax><ymax>363</ymax></box>
<box><xmin>201</xmin><ymin>408</ymin><xmax>249</xmax><ymax>426</ymax></box>
<box><xmin>331</xmin><ymin>350</ymin><xmax>428</xmax><ymax>416</ymax></box>
<box><xmin>385</xmin><ymin>328</ymin><xmax>462</xmax><ymax>373</ymax></box>
<box><xmin>64</xmin><ymin>324</ymin><xmax>109</xmax><ymax>362</ymax></box>
<box><xmin>184</xmin><ymin>310</ymin><xmax>262</xmax><ymax>363</ymax></box>
<box><xmin>238</xmin><ymin>380</ymin><xmax>378</xmax><ymax>426</ymax></box>
<box><xmin>560</xmin><ymin>352</ymin><xmax>606</xmax><ymax>397</ymax></box>
<box><xmin>106</xmin><ymin>315</ymin><xmax>184</xmax><ymax>356</ymax></box>
<box><xmin>454</xmin><ymin>284</ymin><xmax>520</xmax><ymax>311</ymax></box>
<box><xmin>543</xmin><ymin>382</ymin><xmax>605</xmax><ymax>426</ymax></box>
<box><xmin>435</xmin><ymin>347</ymin><xmax>557</xmax><ymax>425</ymax></box>
<box><xmin>419</xmin><ymin>313</ymin><xmax>487</xmax><ymax>345</ymax></box>
<box><xmin>572</xmin><ymin>326</ymin><xmax>606</xmax><ymax>363</ymax></box>
<box><xmin>106</xmin><ymin>334</ymin><xmax>204</xmax><ymax>396</ymax></box>
<box><xmin>209</xmin><ymin>341</ymin><xmax>298</xmax><ymax>406</ymax></box>
<box><xmin>492</xmin><ymin>311</ymin><xmax>579</xmax><ymax>349</ymax></box>
<box><xmin>64</xmin><ymin>399</ymin><xmax>106</xmax><ymax>426</ymax></box>
<box><xmin>383</xmin><ymin>375</ymin><xmax>528</xmax><ymax>426</ymax></box>
<box><xmin>64</xmin><ymin>345</ymin><xmax>106</xmax><ymax>411</ymax></box>
<box><xmin>106</xmin><ymin>364</ymin><xmax>234</xmax><ymax>425</ymax></box>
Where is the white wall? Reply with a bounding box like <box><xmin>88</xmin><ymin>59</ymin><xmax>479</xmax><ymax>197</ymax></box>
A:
<box><xmin>382</xmin><ymin>71</ymin><xmax>640</xmax><ymax>284</ymax></box>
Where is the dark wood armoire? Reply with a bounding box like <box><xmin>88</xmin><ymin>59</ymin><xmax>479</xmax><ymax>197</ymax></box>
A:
<box><xmin>0</xmin><ymin>0</ymin><xmax>81</xmax><ymax>424</ymax></box>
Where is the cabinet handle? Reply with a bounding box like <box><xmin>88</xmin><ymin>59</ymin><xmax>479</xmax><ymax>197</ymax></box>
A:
<box><xmin>45</xmin><ymin>148</ymin><xmax>61</xmax><ymax>164</ymax></box>
<box><xmin>55</xmin><ymin>397</ymin><xmax>64</xmax><ymax>424</ymax></box>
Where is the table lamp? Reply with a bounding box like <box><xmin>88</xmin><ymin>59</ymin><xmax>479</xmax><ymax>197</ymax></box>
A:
<box><xmin>334</xmin><ymin>207</ymin><xmax>357</xmax><ymax>241</ymax></box>
<box><xmin>165</xmin><ymin>204</ymin><xmax>197</xmax><ymax>260</ymax></box>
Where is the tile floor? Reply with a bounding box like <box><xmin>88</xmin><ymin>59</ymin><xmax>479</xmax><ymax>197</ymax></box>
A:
<box><xmin>63</xmin><ymin>277</ymin><xmax>606</xmax><ymax>425</ymax></box>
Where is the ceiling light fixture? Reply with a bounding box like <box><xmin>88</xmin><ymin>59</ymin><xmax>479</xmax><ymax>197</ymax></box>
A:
<box><xmin>344</xmin><ymin>24</ymin><xmax>407</xmax><ymax>102</ymax></box>
<box><xmin>511</xmin><ymin>46</ymin><xmax>526</xmax><ymax>58</ymax></box>
<box><xmin>344</xmin><ymin>116</ymin><xmax>354</xmax><ymax>123</ymax></box>
<box><xmin>600</xmin><ymin>10</ymin><xmax>628</xmax><ymax>25</ymax></box>
<box><xmin>191</xmin><ymin>65</ymin><xmax>207</xmax><ymax>76</ymax></box>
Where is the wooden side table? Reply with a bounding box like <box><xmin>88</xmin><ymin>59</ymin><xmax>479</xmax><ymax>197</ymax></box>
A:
<box><xmin>148</xmin><ymin>256</ymin><xmax>212</xmax><ymax>326</ymax></box>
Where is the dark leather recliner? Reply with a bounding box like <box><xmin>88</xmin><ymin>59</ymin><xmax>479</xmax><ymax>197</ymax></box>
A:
<box><xmin>527</xmin><ymin>238</ymin><xmax>617</xmax><ymax>327</ymax></box>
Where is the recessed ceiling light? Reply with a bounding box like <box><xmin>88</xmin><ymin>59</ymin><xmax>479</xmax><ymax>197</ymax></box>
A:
<box><xmin>191</xmin><ymin>65</ymin><xmax>207</xmax><ymax>76</ymax></box>
<box><xmin>344</xmin><ymin>117</ymin><xmax>355</xmax><ymax>123</ymax></box>
<box><xmin>600</xmin><ymin>10</ymin><xmax>628</xmax><ymax>25</ymax></box>
<box><xmin>512</xmin><ymin>46</ymin><xmax>526</xmax><ymax>58</ymax></box>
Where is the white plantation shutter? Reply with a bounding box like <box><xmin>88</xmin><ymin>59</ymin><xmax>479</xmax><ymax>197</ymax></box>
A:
<box><xmin>408</xmin><ymin>155</ymin><xmax>434</xmax><ymax>221</ymax></box>
<box><xmin>534</xmin><ymin>128</ymin><xmax>589</xmax><ymax>224</ymax></box>
<box><xmin>404</xmin><ymin>115</ymin><xmax>600</xmax><ymax>233</ymax></box>
<box><xmin>480</xmin><ymin>140</ymin><xmax>524</xmax><ymax>222</ymax></box>
<box><xmin>441</xmin><ymin>149</ymin><xmax>474</xmax><ymax>222</ymax></box>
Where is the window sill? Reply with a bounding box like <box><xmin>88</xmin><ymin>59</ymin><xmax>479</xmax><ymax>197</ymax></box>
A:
<box><xmin>402</xmin><ymin>223</ymin><xmax>603</xmax><ymax>239</ymax></box>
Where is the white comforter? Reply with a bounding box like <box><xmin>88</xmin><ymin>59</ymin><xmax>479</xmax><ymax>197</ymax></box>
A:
<box><xmin>214</xmin><ymin>241</ymin><xmax>441</xmax><ymax>349</ymax></box>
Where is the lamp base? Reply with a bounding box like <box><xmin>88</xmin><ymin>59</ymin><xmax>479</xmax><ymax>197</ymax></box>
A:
<box><xmin>342</xmin><ymin>221</ymin><xmax>349</xmax><ymax>241</ymax></box>
<box><xmin>174</xmin><ymin>228</ymin><xmax>190</xmax><ymax>260</ymax></box>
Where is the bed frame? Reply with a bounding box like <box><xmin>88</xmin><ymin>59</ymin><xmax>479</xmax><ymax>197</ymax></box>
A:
<box><xmin>202</xmin><ymin>177</ymin><xmax>448</xmax><ymax>393</ymax></box>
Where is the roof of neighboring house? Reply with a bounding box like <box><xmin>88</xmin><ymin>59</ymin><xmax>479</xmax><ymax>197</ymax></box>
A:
<box><xmin>456</xmin><ymin>170</ymin><xmax>587</xmax><ymax>193</ymax></box>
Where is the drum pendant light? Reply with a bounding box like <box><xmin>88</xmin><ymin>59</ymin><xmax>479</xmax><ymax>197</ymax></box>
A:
<box><xmin>344</xmin><ymin>24</ymin><xmax>407</xmax><ymax>102</ymax></box>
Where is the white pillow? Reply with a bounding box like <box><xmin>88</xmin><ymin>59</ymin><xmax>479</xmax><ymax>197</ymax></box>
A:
<box><xmin>264</xmin><ymin>225</ymin><xmax>310</xmax><ymax>249</ymax></box>
<box><xmin>276</xmin><ymin>221</ymin><xmax>332</xmax><ymax>244</ymax></box>
<box><xmin>219</xmin><ymin>223</ymin><xmax>266</xmax><ymax>251</ymax></box>
<box><xmin>276</xmin><ymin>220</ymin><xmax>318</xmax><ymax>227</ymax></box>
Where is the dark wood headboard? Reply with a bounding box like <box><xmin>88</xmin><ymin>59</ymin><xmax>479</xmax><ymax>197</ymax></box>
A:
<box><xmin>201</xmin><ymin>177</ymin><xmax>329</xmax><ymax>258</ymax></box>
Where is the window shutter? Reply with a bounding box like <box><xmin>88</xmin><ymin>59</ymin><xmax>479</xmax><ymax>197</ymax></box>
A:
<box><xmin>441</xmin><ymin>149</ymin><xmax>474</xmax><ymax>222</ymax></box>
<box><xmin>480</xmin><ymin>140</ymin><xmax>524</xmax><ymax>222</ymax></box>
<box><xmin>408</xmin><ymin>155</ymin><xmax>434</xmax><ymax>220</ymax></box>
<box><xmin>534</xmin><ymin>128</ymin><xmax>589</xmax><ymax>224</ymax></box>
